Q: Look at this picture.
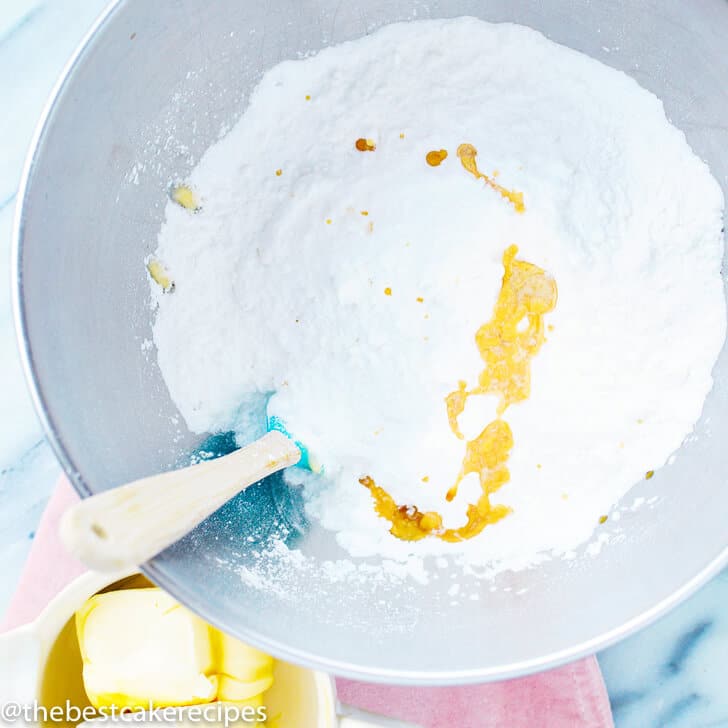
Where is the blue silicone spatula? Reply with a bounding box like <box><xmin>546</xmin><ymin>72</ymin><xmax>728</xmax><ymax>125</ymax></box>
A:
<box><xmin>60</xmin><ymin>419</ymin><xmax>312</xmax><ymax>572</ymax></box>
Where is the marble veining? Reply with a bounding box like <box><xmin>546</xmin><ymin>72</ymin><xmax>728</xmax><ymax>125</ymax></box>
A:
<box><xmin>0</xmin><ymin>2</ymin><xmax>725</xmax><ymax>726</ymax></box>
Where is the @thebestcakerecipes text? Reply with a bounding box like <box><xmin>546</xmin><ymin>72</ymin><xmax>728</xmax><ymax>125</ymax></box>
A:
<box><xmin>0</xmin><ymin>701</ymin><xmax>267</xmax><ymax>726</ymax></box>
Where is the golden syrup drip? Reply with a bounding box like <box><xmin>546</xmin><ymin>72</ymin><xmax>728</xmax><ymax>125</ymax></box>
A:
<box><xmin>359</xmin><ymin>476</ymin><xmax>442</xmax><ymax>541</ymax></box>
<box><xmin>445</xmin><ymin>380</ymin><xmax>468</xmax><ymax>439</ymax></box>
<box><xmin>447</xmin><ymin>245</ymin><xmax>558</xmax><ymax>423</ymax></box>
<box><xmin>444</xmin><ymin>244</ymin><xmax>557</xmax><ymax>501</ymax></box>
<box><xmin>426</xmin><ymin>149</ymin><xmax>448</xmax><ymax>166</ymax></box>
<box><xmin>362</xmin><ymin>246</ymin><xmax>557</xmax><ymax>541</ymax></box>
<box><xmin>456</xmin><ymin>143</ymin><xmax>525</xmax><ymax>213</ymax></box>
<box><xmin>439</xmin><ymin>419</ymin><xmax>513</xmax><ymax>539</ymax></box>
<box><xmin>355</xmin><ymin>138</ymin><xmax>376</xmax><ymax>152</ymax></box>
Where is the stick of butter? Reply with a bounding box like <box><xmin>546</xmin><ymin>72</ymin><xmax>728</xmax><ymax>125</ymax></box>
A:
<box><xmin>76</xmin><ymin>588</ymin><xmax>273</xmax><ymax>709</ymax></box>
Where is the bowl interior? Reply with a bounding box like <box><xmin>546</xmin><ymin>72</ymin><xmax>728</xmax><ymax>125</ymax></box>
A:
<box><xmin>16</xmin><ymin>0</ymin><xmax>728</xmax><ymax>682</ymax></box>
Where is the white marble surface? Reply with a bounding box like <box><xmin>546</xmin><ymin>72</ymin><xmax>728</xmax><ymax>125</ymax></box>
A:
<box><xmin>0</xmin><ymin>3</ymin><xmax>726</xmax><ymax>726</ymax></box>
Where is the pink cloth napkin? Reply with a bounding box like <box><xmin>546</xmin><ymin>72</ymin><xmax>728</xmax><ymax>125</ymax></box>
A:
<box><xmin>2</xmin><ymin>479</ymin><xmax>613</xmax><ymax>728</ymax></box>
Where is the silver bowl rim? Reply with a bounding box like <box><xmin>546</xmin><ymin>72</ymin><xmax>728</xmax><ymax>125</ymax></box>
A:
<box><xmin>10</xmin><ymin>0</ymin><xmax>728</xmax><ymax>684</ymax></box>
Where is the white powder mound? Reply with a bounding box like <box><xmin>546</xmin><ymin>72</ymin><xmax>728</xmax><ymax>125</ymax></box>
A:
<box><xmin>152</xmin><ymin>18</ymin><xmax>725</xmax><ymax>573</ymax></box>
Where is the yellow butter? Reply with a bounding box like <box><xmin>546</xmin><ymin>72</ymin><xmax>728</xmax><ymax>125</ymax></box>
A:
<box><xmin>171</xmin><ymin>184</ymin><xmax>200</xmax><ymax>211</ymax></box>
<box><xmin>217</xmin><ymin>675</ymin><xmax>274</xmax><ymax>702</ymax></box>
<box><xmin>76</xmin><ymin>589</ymin><xmax>215</xmax><ymax>708</ymax></box>
<box><xmin>76</xmin><ymin>588</ymin><xmax>274</xmax><ymax>710</ymax></box>
<box><xmin>210</xmin><ymin>628</ymin><xmax>273</xmax><ymax>683</ymax></box>
<box><xmin>146</xmin><ymin>259</ymin><xmax>174</xmax><ymax>292</ymax></box>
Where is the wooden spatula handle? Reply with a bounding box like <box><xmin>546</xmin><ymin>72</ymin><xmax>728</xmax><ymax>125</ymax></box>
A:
<box><xmin>59</xmin><ymin>431</ymin><xmax>300</xmax><ymax>572</ymax></box>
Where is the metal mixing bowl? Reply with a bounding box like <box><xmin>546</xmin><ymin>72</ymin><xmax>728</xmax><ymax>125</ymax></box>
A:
<box><xmin>13</xmin><ymin>0</ymin><xmax>728</xmax><ymax>683</ymax></box>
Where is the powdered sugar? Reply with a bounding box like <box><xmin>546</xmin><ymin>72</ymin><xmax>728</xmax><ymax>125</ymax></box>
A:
<box><xmin>152</xmin><ymin>18</ymin><xmax>725</xmax><ymax>580</ymax></box>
